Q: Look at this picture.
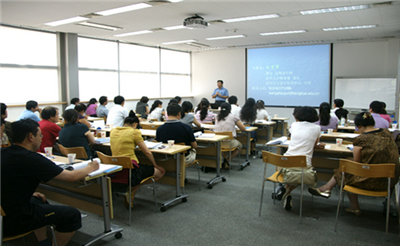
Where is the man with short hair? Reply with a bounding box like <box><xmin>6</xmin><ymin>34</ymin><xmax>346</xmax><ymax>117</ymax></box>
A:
<box><xmin>332</xmin><ymin>98</ymin><xmax>348</xmax><ymax>120</ymax></box>
<box><xmin>155</xmin><ymin>103</ymin><xmax>197</xmax><ymax>164</ymax></box>
<box><xmin>38</xmin><ymin>106</ymin><xmax>61</xmax><ymax>153</ymax></box>
<box><xmin>106</xmin><ymin>95</ymin><xmax>129</xmax><ymax>127</ymax></box>
<box><xmin>1</xmin><ymin>119</ymin><xmax>99</xmax><ymax>246</ymax></box>
<box><xmin>65</xmin><ymin>97</ymin><xmax>80</xmax><ymax>110</ymax></box>
<box><xmin>17</xmin><ymin>100</ymin><xmax>42</xmax><ymax>122</ymax></box>
<box><xmin>228</xmin><ymin>95</ymin><xmax>241</xmax><ymax>118</ymax></box>
<box><xmin>96</xmin><ymin>96</ymin><xmax>109</xmax><ymax>117</ymax></box>
<box><xmin>369</xmin><ymin>100</ymin><xmax>389</xmax><ymax>128</ymax></box>
<box><xmin>212</xmin><ymin>80</ymin><xmax>229</xmax><ymax>106</ymax></box>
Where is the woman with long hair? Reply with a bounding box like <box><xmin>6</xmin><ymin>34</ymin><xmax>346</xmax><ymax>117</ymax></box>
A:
<box><xmin>214</xmin><ymin>102</ymin><xmax>247</xmax><ymax>167</ymax></box>
<box><xmin>255</xmin><ymin>100</ymin><xmax>269</xmax><ymax>121</ymax></box>
<box><xmin>240</xmin><ymin>98</ymin><xmax>257</xmax><ymax>124</ymax></box>
<box><xmin>195</xmin><ymin>99</ymin><xmax>215</xmax><ymax>123</ymax></box>
<box><xmin>110</xmin><ymin>110</ymin><xmax>165</xmax><ymax>208</ymax></box>
<box><xmin>315</xmin><ymin>102</ymin><xmax>338</xmax><ymax>131</ymax></box>
<box><xmin>86</xmin><ymin>98</ymin><xmax>98</xmax><ymax>117</ymax></box>
<box><xmin>180</xmin><ymin>101</ymin><xmax>201</xmax><ymax>127</ymax></box>
<box><xmin>148</xmin><ymin>100</ymin><xmax>164</xmax><ymax>121</ymax></box>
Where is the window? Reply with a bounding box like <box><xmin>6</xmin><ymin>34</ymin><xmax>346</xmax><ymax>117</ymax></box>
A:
<box><xmin>160</xmin><ymin>49</ymin><xmax>191</xmax><ymax>96</ymax></box>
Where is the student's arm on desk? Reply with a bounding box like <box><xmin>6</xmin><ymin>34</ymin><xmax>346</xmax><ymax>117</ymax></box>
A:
<box><xmin>85</xmin><ymin>130</ymin><xmax>96</xmax><ymax>145</ymax></box>
<box><xmin>190</xmin><ymin>141</ymin><xmax>197</xmax><ymax>149</ymax></box>
<box><xmin>54</xmin><ymin>160</ymin><xmax>100</xmax><ymax>182</ymax></box>
<box><xmin>353</xmin><ymin>146</ymin><xmax>362</xmax><ymax>162</ymax></box>
<box><xmin>236</xmin><ymin>120</ymin><xmax>247</xmax><ymax>132</ymax></box>
<box><xmin>193</xmin><ymin>118</ymin><xmax>201</xmax><ymax>128</ymax></box>
<box><xmin>314</xmin><ymin>138</ymin><xmax>325</xmax><ymax>149</ymax></box>
<box><xmin>80</xmin><ymin>119</ymin><xmax>91</xmax><ymax>128</ymax></box>
<box><xmin>136</xmin><ymin>141</ymin><xmax>165</xmax><ymax>173</ymax></box>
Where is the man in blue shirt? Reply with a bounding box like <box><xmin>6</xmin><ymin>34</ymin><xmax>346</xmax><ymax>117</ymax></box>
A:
<box><xmin>212</xmin><ymin>80</ymin><xmax>229</xmax><ymax>106</ymax></box>
<box><xmin>17</xmin><ymin>100</ymin><xmax>42</xmax><ymax>122</ymax></box>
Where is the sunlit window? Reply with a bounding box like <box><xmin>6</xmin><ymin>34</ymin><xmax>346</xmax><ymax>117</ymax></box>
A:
<box><xmin>119</xmin><ymin>44</ymin><xmax>159</xmax><ymax>72</ymax></box>
<box><xmin>78</xmin><ymin>38</ymin><xmax>118</xmax><ymax>70</ymax></box>
<box><xmin>78</xmin><ymin>71</ymin><xmax>119</xmax><ymax>102</ymax></box>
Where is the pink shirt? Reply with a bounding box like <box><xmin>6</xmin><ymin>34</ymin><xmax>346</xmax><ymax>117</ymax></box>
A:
<box><xmin>380</xmin><ymin>114</ymin><xmax>391</xmax><ymax>123</ymax></box>
<box><xmin>86</xmin><ymin>104</ymin><xmax>97</xmax><ymax>116</ymax></box>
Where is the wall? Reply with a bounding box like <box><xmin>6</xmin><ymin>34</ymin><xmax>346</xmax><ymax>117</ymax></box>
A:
<box><xmin>192</xmin><ymin>39</ymin><xmax>400</xmax><ymax>125</ymax></box>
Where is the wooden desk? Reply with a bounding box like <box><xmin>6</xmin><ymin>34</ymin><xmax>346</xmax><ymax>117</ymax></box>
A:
<box><xmin>320</xmin><ymin>132</ymin><xmax>359</xmax><ymax>142</ymax></box>
<box><xmin>254</xmin><ymin>120</ymin><xmax>276</xmax><ymax>144</ymax></box>
<box><xmin>271</xmin><ymin>117</ymin><xmax>289</xmax><ymax>137</ymax></box>
<box><xmin>100</xmin><ymin>142</ymin><xmax>190</xmax><ymax>212</ymax></box>
<box><xmin>140</xmin><ymin>121</ymin><xmax>164</xmax><ymax>130</ymax></box>
<box><xmin>275</xmin><ymin>142</ymin><xmax>353</xmax><ymax>181</ymax></box>
<box><xmin>338</xmin><ymin>125</ymin><xmax>356</xmax><ymax>132</ymax></box>
<box><xmin>87</xmin><ymin>117</ymin><xmax>105</xmax><ymax>122</ymax></box>
<box><xmin>137</xmin><ymin>129</ymin><xmax>230</xmax><ymax>189</ymax></box>
<box><xmin>36</xmin><ymin>155</ymin><xmax>124</xmax><ymax>245</ymax></box>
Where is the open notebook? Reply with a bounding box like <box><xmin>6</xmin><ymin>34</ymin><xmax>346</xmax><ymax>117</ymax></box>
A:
<box><xmin>56</xmin><ymin>158</ymin><xmax>120</xmax><ymax>177</ymax></box>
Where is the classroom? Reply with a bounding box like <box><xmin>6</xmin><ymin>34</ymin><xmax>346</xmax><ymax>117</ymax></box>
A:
<box><xmin>1</xmin><ymin>1</ymin><xmax>400</xmax><ymax>245</ymax></box>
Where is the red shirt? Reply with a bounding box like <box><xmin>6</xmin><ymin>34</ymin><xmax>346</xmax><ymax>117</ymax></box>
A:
<box><xmin>38</xmin><ymin>119</ymin><xmax>61</xmax><ymax>153</ymax></box>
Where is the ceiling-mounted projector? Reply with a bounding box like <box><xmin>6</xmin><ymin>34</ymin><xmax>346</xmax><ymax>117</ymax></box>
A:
<box><xmin>183</xmin><ymin>15</ymin><xmax>208</xmax><ymax>29</ymax></box>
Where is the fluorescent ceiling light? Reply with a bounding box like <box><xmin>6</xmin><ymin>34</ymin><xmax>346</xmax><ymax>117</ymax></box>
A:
<box><xmin>77</xmin><ymin>22</ymin><xmax>123</xmax><ymax>31</ymax></box>
<box><xmin>95</xmin><ymin>3</ymin><xmax>152</xmax><ymax>16</ymax></box>
<box><xmin>45</xmin><ymin>16</ymin><xmax>89</xmax><ymax>26</ymax></box>
<box><xmin>114</xmin><ymin>30</ymin><xmax>153</xmax><ymax>37</ymax></box>
<box><xmin>260</xmin><ymin>30</ymin><xmax>307</xmax><ymax>36</ymax></box>
<box><xmin>162</xmin><ymin>39</ymin><xmax>196</xmax><ymax>45</ymax></box>
<box><xmin>163</xmin><ymin>25</ymin><xmax>187</xmax><ymax>30</ymax></box>
<box><xmin>206</xmin><ymin>35</ymin><xmax>246</xmax><ymax>40</ymax></box>
<box><xmin>323</xmin><ymin>25</ymin><xmax>377</xmax><ymax>31</ymax></box>
<box><xmin>300</xmin><ymin>4</ymin><xmax>369</xmax><ymax>15</ymax></box>
<box><xmin>223</xmin><ymin>14</ymin><xmax>279</xmax><ymax>23</ymax></box>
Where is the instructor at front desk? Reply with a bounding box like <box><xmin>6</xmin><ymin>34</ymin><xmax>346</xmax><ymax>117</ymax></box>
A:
<box><xmin>212</xmin><ymin>80</ymin><xmax>229</xmax><ymax>106</ymax></box>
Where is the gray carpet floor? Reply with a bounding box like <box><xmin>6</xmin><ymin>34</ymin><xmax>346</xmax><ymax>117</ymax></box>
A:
<box><xmin>5</xmin><ymin>149</ymin><xmax>400</xmax><ymax>246</ymax></box>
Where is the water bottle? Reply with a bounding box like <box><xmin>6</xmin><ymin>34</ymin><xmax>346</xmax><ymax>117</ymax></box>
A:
<box><xmin>340</xmin><ymin>117</ymin><xmax>345</xmax><ymax>126</ymax></box>
<box><xmin>96</xmin><ymin>127</ymin><xmax>102</xmax><ymax>138</ymax></box>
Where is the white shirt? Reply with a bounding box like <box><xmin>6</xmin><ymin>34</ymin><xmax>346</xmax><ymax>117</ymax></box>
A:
<box><xmin>285</xmin><ymin>121</ymin><xmax>321</xmax><ymax>167</ymax></box>
<box><xmin>231</xmin><ymin>104</ymin><xmax>241</xmax><ymax>118</ymax></box>
<box><xmin>214</xmin><ymin>113</ymin><xmax>240</xmax><ymax>137</ymax></box>
<box><xmin>256</xmin><ymin>109</ymin><xmax>269</xmax><ymax>120</ymax></box>
<box><xmin>148</xmin><ymin>107</ymin><xmax>163</xmax><ymax>121</ymax></box>
<box><xmin>65</xmin><ymin>104</ymin><xmax>76</xmax><ymax>110</ymax></box>
<box><xmin>106</xmin><ymin>105</ymin><xmax>129</xmax><ymax>127</ymax></box>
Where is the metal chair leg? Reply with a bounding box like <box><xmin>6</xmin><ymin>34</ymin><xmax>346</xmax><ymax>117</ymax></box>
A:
<box><xmin>151</xmin><ymin>178</ymin><xmax>158</xmax><ymax>213</ymax></box>
<box><xmin>50</xmin><ymin>225</ymin><xmax>58</xmax><ymax>246</ymax></box>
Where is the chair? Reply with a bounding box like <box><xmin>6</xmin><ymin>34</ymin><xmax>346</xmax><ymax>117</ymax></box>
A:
<box><xmin>259</xmin><ymin>151</ymin><xmax>307</xmax><ymax>223</ymax></box>
<box><xmin>141</xmin><ymin>124</ymin><xmax>160</xmax><ymax>130</ymax></box>
<box><xmin>58</xmin><ymin>144</ymin><xmax>88</xmax><ymax>159</ymax></box>
<box><xmin>176</xmin><ymin>143</ymin><xmax>201</xmax><ymax>191</ymax></box>
<box><xmin>1</xmin><ymin>207</ymin><xmax>58</xmax><ymax>246</ymax></box>
<box><xmin>334</xmin><ymin>159</ymin><xmax>397</xmax><ymax>239</ymax></box>
<box><xmin>97</xmin><ymin>152</ymin><xmax>158</xmax><ymax>226</ymax></box>
<box><xmin>214</xmin><ymin>131</ymin><xmax>241</xmax><ymax>172</ymax></box>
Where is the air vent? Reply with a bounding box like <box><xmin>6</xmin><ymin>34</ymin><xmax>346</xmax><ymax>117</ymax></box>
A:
<box><xmin>184</xmin><ymin>42</ymin><xmax>210</xmax><ymax>48</ymax></box>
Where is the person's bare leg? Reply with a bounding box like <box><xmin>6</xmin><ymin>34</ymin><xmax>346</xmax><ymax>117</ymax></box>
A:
<box><xmin>34</xmin><ymin>226</ymin><xmax>48</xmax><ymax>241</ymax></box>
<box><xmin>54</xmin><ymin>231</ymin><xmax>75</xmax><ymax>246</ymax></box>
<box><xmin>227</xmin><ymin>149</ymin><xmax>240</xmax><ymax>162</ymax></box>
<box><xmin>316</xmin><ymin>176</ymin><xmax>337</xmax><ymax>192</ymax></box>
<box><xmin>347</xmin><ymin>193</ymin><xmax>360</xmax><ymax>210</ymax></box>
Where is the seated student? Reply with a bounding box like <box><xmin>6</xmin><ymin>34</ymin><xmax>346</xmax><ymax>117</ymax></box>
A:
<box><xmin>255</xmin><ymin>100</ymin><xmax>269</xmax><ymax>121</ymax></box>
<box><xmin>379</xmin><ymin>101</ymin><xmax>391</xmax><ymax>124</ymax></box>
<box><xmin>96</xmin><ymin>96</ymin><xmax>109</xmax><ymax>118</ymax></box>
<box><xmin>107</xmin><ymin>95</ymin><xmax>129</xmax><ymax>127</ymax></box>
<box><xmin>38</xmin><ymin>106</ymin><xmax>61</xmax><ymax>153</ymax></box>
<box><xmin>240</xmin><ymin>98</ymin><xmax>257</xmax><ymax>125</ymax></box>
<box><xmin>228</xmin><ymin>96</ymin><xmax>241</xmax><ymax>118</ymax></box>
<box><xmin>59</xmin><ymin>109</ymin><xmax>95</xmax><ymax>158</ymax></box>
<box><xmin>369</xmin><ymin>101</ymin><xmax>389</xmax><ymax>129</ymax></box>
<box><xmin>1</xmin><ymin>118</ymin><xmax>10</xmax><ymax>148</ymax></box>
<box><xmin>314</xmin><ymin>102</ymin><xmax>338</xmax><ymax>131</ymax></box>
<box><xmin>75</xmin><ymin>103</ymin><xmax>91</xmax><ymax>128</ymax></box>
<box><xmin>181</xmin><ymin>101</ymin><xmax>201</xmax><ymax>127</ymax></box>
<box><xmin>1</xmin><ymin>119</ymin><xmax>99</xmax><ymax>246</ymax></box>
<box><xmin>332</xmin><ymin>98</ymin><xmax>348</xmax><ymax>120</ymax></box>
<box><xmin>1</xmin><ymin>103</ymin><xmax>12</xmax><ymax>145</ymax></box>
<box><xmin>280</xmin><ymin>106</ymin><xmax>325</xmax><ymax>210</ymax></box>
<box><xmin>194</xmin><ymin>98</ymin><xmax>208</xmax><ymax>113</ymax></box>
<box><xmin>85</xmin><ymin>98</ymin><xmax>98</xmax><ymax>117</ymax></box>
<box><xmin>156</xmin><ymin>103</ymin><xmax>197</xmax><ymax>165</ymax></box>
<box><xmin>214</xmin><ymin>102</ymin><xmax>247</xmax><ymax>167</ymax></box>
<box><xmin>148</xmin><ymin>100</ymin><xmax>164</xmax><ymax>121</ymax></box>
<box><xmin>17</xmin><ymin>100</ymin><xmax>42</xmax><ymax>122</ymax></box>
<box><xmin>195</xmin><ymin>99</ymin><xmax>215</xmax><ymax>124</ymax></box>
<box><xmin>164</xmin><ymin>99</ymin><xmax>179</xmax><ymax>121</ymax></box>
<box><xmin>65</xmin><ymin>97</ymin><xmax>80</xmax><ymax>110</ymax></box>
<box><xmin>136</xmin><ymin>96</ymin><xmax>150</xmax><ymax>119</ymax></box>
<box><xmin>110</xmin><ymin>111</ymin><xmax>166</xmax><ymax>208</ymax></box>
<box><xmin>174</xmin><ymin>96</ymin><xmax>182</xmax><ymax>105</ymax></box>
<box><xmin>310</xmin><ymin>112</ymin><xmax>399</xmax><ymax>216</ymax></box>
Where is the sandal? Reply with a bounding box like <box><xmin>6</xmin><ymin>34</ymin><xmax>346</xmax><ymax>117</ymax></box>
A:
<box><xmin>345</xmin><ymin>208</ymin><xmax>361</xmax><ymax>217</ymax></box>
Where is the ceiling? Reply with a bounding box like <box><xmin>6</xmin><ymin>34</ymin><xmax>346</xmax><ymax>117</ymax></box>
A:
<box><xmin>2</xmin><ymin>0</ymin><xmax>400</xmax><ymax>52</ymax></box>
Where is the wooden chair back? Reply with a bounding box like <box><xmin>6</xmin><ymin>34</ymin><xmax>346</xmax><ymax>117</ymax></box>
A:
<box><xmin>215</xmin><ymin>131</ymin><xmax>233</xmax><ymax>140</ymax></box>
<box><xmin>58</xmin><ymin>144</ymin><xmax>88</xmax><ymax>159</ymax></box>
<box><xmin>97</xmin><ymin>152</ymin><xmax>134</xmax><ymax>169</ymax></box>
<box><xmin>262</xmin><ymin>151</ymin><xmax>307</xmax><ymax>168</ymax></box>
<box><xmin>141</xmin><ymin>124</ymin><xmax>159</xmax><ymax>130</ymax></box>
<box><xmin>338</xmin><ymin>159</ymin><xmax>395</xmax><ymax>178</ymax></box>
<box><xmin>103</xmin><ymin>116</ymin><xmax>107</xmax><ymax>123</ymax></box>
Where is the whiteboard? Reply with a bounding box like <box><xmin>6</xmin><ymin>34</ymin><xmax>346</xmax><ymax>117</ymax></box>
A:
<box><xmin>334</xmin><ymin>78</ymin><xmax>397</xmax><ymax>111</ymax></box>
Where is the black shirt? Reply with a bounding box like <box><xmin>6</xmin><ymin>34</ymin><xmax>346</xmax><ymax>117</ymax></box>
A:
<box><xmin>1</xmin><ymin>145</ymin><xmax>63</xmax><ymax>222</ymax></box>
<box><xmin>59</xmin><ymin>122</ymin><xmax>92</xmax><ymax>158</ymax></box>
<box><xmin>155</xmin><ymin>120</ymin><xmax>196</xmax><ymax>154</ymax></box>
